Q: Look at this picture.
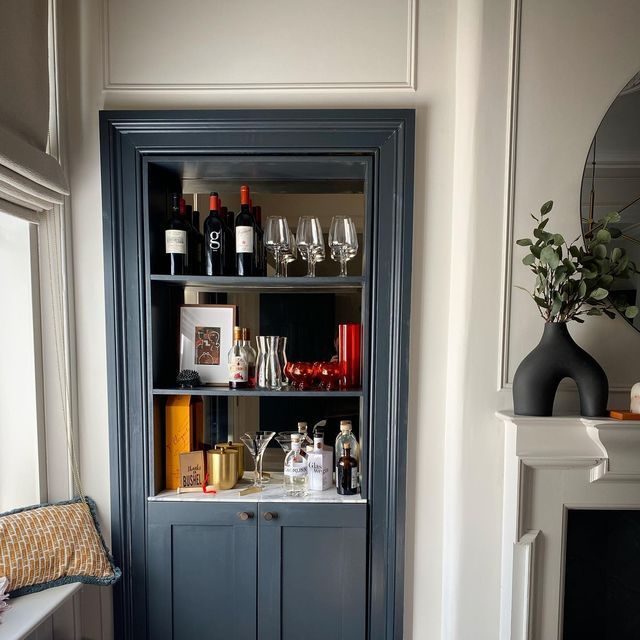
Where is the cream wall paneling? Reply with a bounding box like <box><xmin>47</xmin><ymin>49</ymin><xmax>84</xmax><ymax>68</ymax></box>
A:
<box><xmin>500</xmin><ymin>0</ymin><xmax>640</xmax><ymax>394</ymax></box>
<box><xmin>102</xmin><ymin>0</ymin><xmax>417</xmax><ymax>90</ymax></box>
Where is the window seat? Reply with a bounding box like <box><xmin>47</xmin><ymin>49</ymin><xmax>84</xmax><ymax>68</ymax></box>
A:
<box><xmin>0</xmin><ymin>583</ymin><xmax>81</xmax><ymax>640</ymax></box>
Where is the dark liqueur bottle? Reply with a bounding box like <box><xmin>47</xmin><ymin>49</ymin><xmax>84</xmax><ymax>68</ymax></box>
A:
<box><xmin>337</xmin><ymin>441</ymin><xmax>358</xmax><ymax>496</ymax></box>
<box><xmin>165</xmin><ymin>193</ymin><xmax>189</xmax><ymax>275</ymax></box>
<box><xmin>203</xmin><ymin>192</ymin><xmax>225</xmax><ymax>275</ymax></box>
<box><xmin>235</xmin><ymin>185</ymin><xmax>256</xmax><ymax>276</ymax></box>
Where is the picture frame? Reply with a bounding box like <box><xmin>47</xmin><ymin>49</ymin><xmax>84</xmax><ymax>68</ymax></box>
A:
<box><xmin>179</xmin><ymin>304</ymin><xmax>236</xmax><ymax>385</ymax></box>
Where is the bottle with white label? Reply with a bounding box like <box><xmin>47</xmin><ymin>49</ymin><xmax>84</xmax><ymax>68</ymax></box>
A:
<box><xmin>235</xmin><ymin>185</ymin><xmax>256</xmax><ymax>276</ymax></box>
<box><xmin>165</xmin><ymin>193</ymin><xmax>189</xmax><ymax>275</ymax></box>
<box><xmin>307</xmin><ymin>431</ymin><xmax>332</xmax><ymax>491</ymax></box>
<box><xmin>228</xmin><ymin>326</ymin><xmax>249</xmax><ymax>389</ymax></box>
<box><xmin>284</xmin><ymin>434</ymin><xmax>308</xmax><ymax>496</ymax></box>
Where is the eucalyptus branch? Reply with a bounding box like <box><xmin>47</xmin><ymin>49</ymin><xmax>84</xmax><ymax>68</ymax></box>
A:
<box><xmin>515</xmin><ymin>201</ymin><xmax>639</xmax><ymax>324</ymax></box>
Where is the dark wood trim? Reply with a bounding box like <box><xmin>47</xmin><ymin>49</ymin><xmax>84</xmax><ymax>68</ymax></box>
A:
<box><xmin>100</xmin><ymin>109</ymin><xmax>414</xmax><ymax>640</ymax></box>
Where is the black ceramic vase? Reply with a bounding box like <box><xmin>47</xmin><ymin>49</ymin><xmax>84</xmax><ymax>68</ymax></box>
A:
<box><xmin>512</xmin><ymin>322</ymin><xmax>608</xmax><ymax>417</ymax></box>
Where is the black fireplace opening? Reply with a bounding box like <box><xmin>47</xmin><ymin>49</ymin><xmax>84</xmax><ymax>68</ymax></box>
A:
<box><xmin>563</xmin><ymin>509</ymin><xmax>640</xmax><ymax>639</ymax></box>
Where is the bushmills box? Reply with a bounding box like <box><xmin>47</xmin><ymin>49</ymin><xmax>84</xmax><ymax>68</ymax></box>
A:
<box><xmin>307</xmin><ymin>446</ymin><xmax>332</xmax><ymax>491</ymax></box>
<box><xmin>179</xmin><ymin>451</ymin><xmax>205</xmax><ymax>488</ymax></box>
<box><xmin>165</xmin><ymin>395</ymin><xmax>204</xmax><ymax>490</ymax></box>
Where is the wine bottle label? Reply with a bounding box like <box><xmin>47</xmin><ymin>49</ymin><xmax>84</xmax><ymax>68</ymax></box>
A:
<box><xmin>165</xmin><ymin>229</ymin><xmax>187</xmax><ymax>254</ymax></box>
<box><xmin>228</xmin><ymin>356</ymin><xmax>248</xmax><ymax>382</ymax></box>
<box><xmin>284</xmin><ymin>462</ymin><xmax>307</xmax><ymax>477</ymax></box>
<box><xmin>235</xmin><ymin>226</ymin><xmax>254</xmax><ymax>253</ymax></box>
<box><xmin>207</xmin><ymin>229</ymin><xmax>222</xmax><ymax>252</ymax></box>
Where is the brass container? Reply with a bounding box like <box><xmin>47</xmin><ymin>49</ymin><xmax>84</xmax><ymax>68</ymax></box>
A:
<box><xmin>216</xmin><ymin>441</ymin><xmax>245</xmax><ymax>480</ymax></box>
<box><xmin>207</xmin><ymin>447</ymin><xmax>238</xmax><ymax>490</ymax></box>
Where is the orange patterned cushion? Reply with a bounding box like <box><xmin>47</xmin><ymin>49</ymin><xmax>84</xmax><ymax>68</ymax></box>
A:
<box><xmin>0</xmin><ymin>498</ymin><xmax>120</xmax><ymax>596</ymax></box>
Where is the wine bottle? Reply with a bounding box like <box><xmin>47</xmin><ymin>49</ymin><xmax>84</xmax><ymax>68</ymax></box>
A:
<box><xmin>228</xmin><ymin>326</ymin><xmax>249</xmax><ymax>389</ymax></box>
<box><xmin>219</xmin><ymin>200</ymin><xmax>235</xmax><ymax>276</ymax></box>
<box><xmin>337</xmin><ymin>440</ymin><xmax>358</xmax><ymax>495</ymax></box>
<box><xmin>192</xmin><ymin>208</ymin><xmax>203</xmax><ymax>274</ymax></box>
<box><xmin>203</xmin><ymin>192</ymin><xmax>225</xmax><ymax>275</ymax></box>
<box><xmin>253</xmin><ymin>204</ymin><xmax>265</xmax><ymax>276</ymax></box>
<box><xmin>165</xmin><ymin>193</ymin><xmax>189</xmax><ymax>275</ymax></box>
<box><xmin>241</xmin><ymin>327</ymin><xmax>257</xmax><ymax>387</ymax></box>
<box><xmin>235</xmin><ymin>185</ymin><xmax>255</xmax><ymax>276</ymax></box>
<box><xmin>185</xmin><ymin>203</ymin><xmax>203</xmax><ymax>274</ymax></box>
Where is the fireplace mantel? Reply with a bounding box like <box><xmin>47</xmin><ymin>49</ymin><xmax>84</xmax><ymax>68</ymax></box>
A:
<box><xmin>496</xmin><ymin>411</ymin><xmax>640</xmax><ymax>640</ymax></box>
<box><xmin>496</xmin><ymin>411</ymin><xmax>640</xmax><ymax>482</ymax></box>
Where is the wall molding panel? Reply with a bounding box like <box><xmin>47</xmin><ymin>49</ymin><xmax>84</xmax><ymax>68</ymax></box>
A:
<box><xmin>498</xmin><ymin>0</ymin><xmax>523</xmax><ymax>391</ymax></box>
<box><xmin>102</xmin><ymin>0</ymin><xmax>418</xmax><ymax>91</ymax></box>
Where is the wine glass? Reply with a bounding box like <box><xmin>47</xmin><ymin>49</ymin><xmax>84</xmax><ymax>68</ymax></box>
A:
<box><xmin>240</xmin><ymin>431</ymin><xmax>276</xmax><ymax>488</ymax></box>
<box><xmin>296</xmin><ymin>217</ymin><xmax>324</xmax><ymax>277</ymax></box>
<box><xmin>264</xmin><ymin>216</ymin><xmax>291</xmax><ymax>277</ymax></box>
<box><xmin>281</xmin><ymin>238</ymin><xmax>297</xmax><ymax>277</ymax></box>
<box><xmin>328</xmin><ymin>216</ymin><xmax>358</xmax><ymax>277</ymax></box>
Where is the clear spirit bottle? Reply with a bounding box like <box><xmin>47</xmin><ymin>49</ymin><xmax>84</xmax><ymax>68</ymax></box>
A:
<box><xmin>297</xmin><ymin>421</ymin><xmax>313</xmax><ymax>447</ymax></box>
<box><xmin>284</xmin><ymin>434</ymin><xmax>308</xmax><ymax>496</ymax></box>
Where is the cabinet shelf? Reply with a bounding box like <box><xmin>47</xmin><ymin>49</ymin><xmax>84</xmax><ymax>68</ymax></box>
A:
<box><xmin>149</xmin><ymin>274</ymin><xmax>364</xmax><ymax>291</ymax></box>
<box><xmin>153</xmin><ymin>386</ymin><xmax>363</xmax><ymax>398</ymax></box>
<box><xmin>149</xmin><ymin>474</ymin><xmax>366</xmax><ymax>504</ymax></box>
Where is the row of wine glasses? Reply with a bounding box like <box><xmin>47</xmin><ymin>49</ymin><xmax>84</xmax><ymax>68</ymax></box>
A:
<box><xmin>263</xmin><ymin>215</ymin><xmax>358</xmax><ymax>277</ymax></box>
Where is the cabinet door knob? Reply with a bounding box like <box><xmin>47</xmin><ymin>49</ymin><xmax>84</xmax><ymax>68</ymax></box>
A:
<box><xmin>237</xmin><ymin>511</ymin><xmax>253</xmax><ymax>521</ymax></box>
<box><xmin>263</xmin><ymin>511</ymin><xmax>278</xmax><ymax>521</ymax></box>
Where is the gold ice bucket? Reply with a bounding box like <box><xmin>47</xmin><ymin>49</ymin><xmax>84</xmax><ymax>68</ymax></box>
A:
<box><xmin>207</xmin><ymin>447</ymin><xmax>238</xmax><ymax>490</ymax></box>
<box><xmin>216</xmin><ymin>441</ymin><xmax>244</xmax><ymax>480</ymax></box>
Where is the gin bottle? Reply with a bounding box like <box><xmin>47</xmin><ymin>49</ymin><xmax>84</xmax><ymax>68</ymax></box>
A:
<box><xmin>284</xmin><ymin>434</ymin><xmax>308</xmax><ymax>496</ymax></box>
<box><xmin>335</xmin><ymin>420</ymin><xmax>359</xmax><ymax>487</ymax></box>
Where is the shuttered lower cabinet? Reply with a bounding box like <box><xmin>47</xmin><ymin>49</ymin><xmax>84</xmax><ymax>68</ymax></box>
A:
<box><xmin>100</xmin><ymin>110</ymin><xmax>414</xmax><ymax>640</ymax></box>
<box><xmin>147</xmin><ymin>502</ymin><xmax>367</xmax><ymax>640</ymax></box>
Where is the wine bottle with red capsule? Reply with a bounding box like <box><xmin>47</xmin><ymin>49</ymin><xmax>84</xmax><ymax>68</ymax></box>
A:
<box><xmin>165</xmin><ymin>193</ymin><xmax>189</xmax><ymax>275</ymax></box>
<box><xmin>203</xmin><ymin>192</ymin><xmax>225</xmax><ymax>275</ymax></box>
<box><xmin>235</xmin><ymin>185</ymin><xmax>256</xmax><ymax>276</ymax></box>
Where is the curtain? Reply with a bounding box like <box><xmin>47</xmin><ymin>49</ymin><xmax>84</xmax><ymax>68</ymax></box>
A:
<box><xmin>0</xmin><ymin>0</ymin><xmax>68</xmax><ymax>211</ymax></box>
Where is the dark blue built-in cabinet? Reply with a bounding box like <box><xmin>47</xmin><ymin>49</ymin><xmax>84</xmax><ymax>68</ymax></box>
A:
<box><xmin>100</xmin><ymin>110</ymin><xmax>414</xmax><ymax>640</ymax></box>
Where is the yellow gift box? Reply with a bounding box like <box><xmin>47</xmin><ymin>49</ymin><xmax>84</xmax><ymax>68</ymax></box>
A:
<box><xmin>165</xmin><ymin>395</ymin><xmax>203</xmax><ymax>490</ymax></box>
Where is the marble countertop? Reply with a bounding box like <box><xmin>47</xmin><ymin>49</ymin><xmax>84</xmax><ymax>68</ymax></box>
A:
<box><xmin>148</xmin><ymin>472</ymin><xmax>366</xmax><ymax>504</ymax></box>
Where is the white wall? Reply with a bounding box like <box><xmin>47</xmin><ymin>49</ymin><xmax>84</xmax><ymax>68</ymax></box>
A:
<box><xmin>57</xmin><ymin>0</ymin><xmax>640</xmax><ymax>638</ymax></box>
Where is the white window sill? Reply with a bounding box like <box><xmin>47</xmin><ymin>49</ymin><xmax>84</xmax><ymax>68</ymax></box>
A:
<box><xmin>0</xmin><ymin>583</ymin><xmax>81</xmax><ymax>640</ymax></box>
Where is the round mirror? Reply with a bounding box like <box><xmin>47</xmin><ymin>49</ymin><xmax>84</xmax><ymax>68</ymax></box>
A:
<box><xmin>581</xmin><ymin>71</ymin><xmax>640</xmax><ymax>329</ymax></box>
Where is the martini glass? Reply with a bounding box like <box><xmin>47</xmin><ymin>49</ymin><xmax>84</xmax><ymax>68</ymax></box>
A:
<box><xmin>240</xmin><ymin>431</ymin><xmax>276</xmax><ymax>488</ymax></box>
<box><xmin>275</xmin><ymin>431</ymin><xmax>297</xmax><ymax>453</ymax></box>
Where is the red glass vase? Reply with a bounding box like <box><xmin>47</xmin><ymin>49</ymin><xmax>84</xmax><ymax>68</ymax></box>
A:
<box><xmin>339</xmin><ymin>323</ymin><xmax>361</xmax><ymax>389</ymax></box>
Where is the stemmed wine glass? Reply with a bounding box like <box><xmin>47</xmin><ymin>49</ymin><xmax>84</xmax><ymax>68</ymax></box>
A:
<box><xmin>282</xmin><ymin>239</ymin><xmax>297</xmax><ymax>277</ymax></box>
<box><xmin>240</xmin><ymin>431</ymin><xmax>276</xmax><ymax>488</ymax></box>
<box><xmin>328</xmin><ymin>216</ymin><xmax>358</xmax><ymax>277</ymax></box>
<box><xmin>264</xmin><ymin>216</ymin><xmax>291</xmax><ymax>277</ymax></box>
<box><xmin>296</xmin><ymin>217</ymin><xmax>324</xmax><ymax>277</ymax></box>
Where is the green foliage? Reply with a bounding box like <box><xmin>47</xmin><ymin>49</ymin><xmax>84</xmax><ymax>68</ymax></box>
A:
<box><xmin>516</xmin><ymin>201</ymin><xmax>639</xmax><ymax>323</ymax></box>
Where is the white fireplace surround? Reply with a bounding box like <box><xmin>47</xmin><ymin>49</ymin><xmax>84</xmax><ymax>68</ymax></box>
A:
<box><xmin>497</xmin><ymin>411</ymin><xmax>640</xmax><ymax>640</ymax></box>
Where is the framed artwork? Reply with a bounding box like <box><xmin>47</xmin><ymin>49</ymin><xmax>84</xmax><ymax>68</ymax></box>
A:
<box><xmin>179</xmin><ymin>304</ymin><xmax>236</xmax><ymax>385</ymax></box>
